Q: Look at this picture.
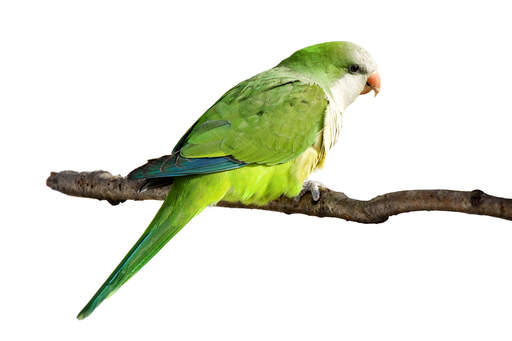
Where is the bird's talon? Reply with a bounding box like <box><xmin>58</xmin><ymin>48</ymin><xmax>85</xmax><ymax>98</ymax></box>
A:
<box><xmin>295</xmin><ymin>180</ymin><xmax>324</xmax><ymax>202</ymax></box>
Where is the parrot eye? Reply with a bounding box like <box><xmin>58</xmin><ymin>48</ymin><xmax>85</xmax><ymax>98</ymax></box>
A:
<box><xmin>348</xmin><ymin>64</ymin><xmax>360</xmax><ymax>74</ymax></box>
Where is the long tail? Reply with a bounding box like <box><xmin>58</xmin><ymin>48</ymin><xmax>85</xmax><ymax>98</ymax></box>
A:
<box><xmin>77</xmin><ymin>177</ymin><xmax>226</xmax><ymax>319</ymax></box>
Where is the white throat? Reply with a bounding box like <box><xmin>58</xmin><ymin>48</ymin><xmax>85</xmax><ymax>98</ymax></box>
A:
<box><xmin>322</xmin><ymin>74</ymin><xmax>364</xmax><ymax>152</ymax></box>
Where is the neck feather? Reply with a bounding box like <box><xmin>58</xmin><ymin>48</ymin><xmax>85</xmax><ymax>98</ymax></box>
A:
<box><xmin>322</xmin><ymin>73</ymin><xmax>364</xmax><ymax>152</ymax></box>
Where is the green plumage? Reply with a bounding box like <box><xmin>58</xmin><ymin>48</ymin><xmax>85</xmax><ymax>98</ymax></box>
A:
<box><xmin>77</xmin><ymin>41</ymin><xmax>377</xmax><ymax>319</ymax></box>
<box><xmin>77</xmin><ymin>174</ymin><xmax>230</xmax><ymax>319</ymax></box>
<box><xmin>181</xmin><ymin>67</ymin><xmax>326</xmax><ymax>164</ymax></box>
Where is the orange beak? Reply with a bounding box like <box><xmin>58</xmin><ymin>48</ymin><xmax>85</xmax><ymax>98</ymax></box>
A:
<box><xmin>361</xmin><ymin>71</ymin><xmax>381</xmax><ymax>96</ymax></box>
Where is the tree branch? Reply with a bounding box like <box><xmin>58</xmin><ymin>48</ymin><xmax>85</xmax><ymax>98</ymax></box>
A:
<box><xmin>46</xmin><ymin>170</ymin><xmax>512</xmax><ymax>224</ymax></box>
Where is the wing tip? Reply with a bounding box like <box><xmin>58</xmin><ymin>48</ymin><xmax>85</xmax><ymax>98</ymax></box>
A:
<box><xmin>127</xmin><ymin>154</ymin><xmax>175</xmax><ymax>180</ymax></box>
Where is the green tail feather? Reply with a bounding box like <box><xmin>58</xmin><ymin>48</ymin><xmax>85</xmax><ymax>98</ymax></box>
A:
<box><xmin>77</xmin><ymin>175</ymin><xmax>229</xmax><ymax>319</ymax></box>
<box><xmin>77</xmin><ymin>231</ymin><xmax>155</xmax><ymax>319</ymax></box>
<box><xmin>78</xmin><ymin>189</ymin><xmax>193</xmax><ymax>318</ymax></box>
<box><xmin>77</xmin><ymin>195</ymin><xmax>184</xmax><ymax>319</ymax></box>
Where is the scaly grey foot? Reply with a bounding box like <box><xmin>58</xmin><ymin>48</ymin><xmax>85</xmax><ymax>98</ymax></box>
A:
<box><xmin>295</xmin><ymin>180</ymin><xmax>324</xmax><ymax>202</ymax></box>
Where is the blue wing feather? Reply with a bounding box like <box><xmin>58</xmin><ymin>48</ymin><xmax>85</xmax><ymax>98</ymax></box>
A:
<box><xmin>127</xmin><ymin>153</ymin><xmax>246</xmax><ymax>180</ymax></box>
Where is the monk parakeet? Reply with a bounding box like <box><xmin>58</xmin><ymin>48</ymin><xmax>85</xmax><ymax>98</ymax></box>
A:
<box><xmin>77</xmin><ymin>41</ymin><xmax>380</xmax><ymax>319</ymax></box>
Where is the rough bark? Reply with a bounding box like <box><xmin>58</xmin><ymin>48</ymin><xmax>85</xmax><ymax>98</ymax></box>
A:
<box><xmin>46</xmin><ymin>170</ymin><xmax>512</xmax><ymax>224</ymax></box>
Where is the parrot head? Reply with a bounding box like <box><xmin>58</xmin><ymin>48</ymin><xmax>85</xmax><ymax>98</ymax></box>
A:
<box><xmin>278</xmin><ymin>41</ymin><xmax>380</xmax><ymax>107</ymax></box>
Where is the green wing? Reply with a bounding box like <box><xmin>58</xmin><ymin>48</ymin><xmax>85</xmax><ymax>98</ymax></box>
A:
<box><xmin>180</xmin><ymin>67</ymin><xmax>328</xmax><ymax>165</ymax></box>
<box><xmin>129</xmin><ymin>67</ymin><xmax>328</xmax><ymax>182</ymax></box>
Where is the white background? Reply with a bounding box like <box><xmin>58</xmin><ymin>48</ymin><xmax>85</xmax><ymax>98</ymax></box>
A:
<box><xmin>1</xmin><ymin>1</ymin><xmax>512</xmax><ymax>340</ymax></box>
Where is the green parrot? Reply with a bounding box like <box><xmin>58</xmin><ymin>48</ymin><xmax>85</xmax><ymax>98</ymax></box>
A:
<box><xmin>77</xmin><ymin>41</ymin><xmax>380</xmax><ymax>319</ymax></box>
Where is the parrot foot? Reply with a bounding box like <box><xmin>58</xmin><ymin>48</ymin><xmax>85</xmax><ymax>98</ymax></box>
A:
<box><xmin>295</xmin><ymin>180</ymin><xmax>324</xmax><ymax>202</ymax></box>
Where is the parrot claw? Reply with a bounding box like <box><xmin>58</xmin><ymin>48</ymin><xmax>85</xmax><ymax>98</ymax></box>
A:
<box><xmin>295</xmin><ymin>180</ymin><xmax>324</xmax><ymax>202</ymax></box>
